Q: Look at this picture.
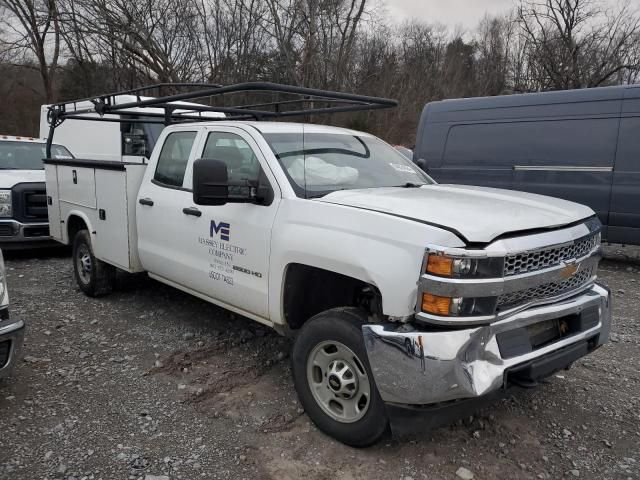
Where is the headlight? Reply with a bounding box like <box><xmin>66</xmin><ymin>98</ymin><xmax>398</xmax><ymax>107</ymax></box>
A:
<box><xmin>0</xmin><ymin>249</ymin><xmax>7</xmax><ymax>307</ymax></box>
<box><xmin>0</xmin><ymin>190</ymin><xmax>12</xmax><ymax>218</ymax></box>
<box><xmin>421</xmin><ymin>248</ymin><xmax>503</xmax><ymax>317</ymax></box>
<box><xmin>425</xmin><ymin>251</ymin><xmax>504</xmax><ymax>279</ymax></box>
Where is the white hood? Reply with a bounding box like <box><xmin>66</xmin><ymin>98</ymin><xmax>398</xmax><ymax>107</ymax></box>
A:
<box><xmin>0</xmin><ymin>170</ymin><xmax>46</xmax><ymax>189</ymax></box>
<box><xmin>318</xmin><ymin>184</ymin><xmax>595</xmax><ymax>243</ymax></box>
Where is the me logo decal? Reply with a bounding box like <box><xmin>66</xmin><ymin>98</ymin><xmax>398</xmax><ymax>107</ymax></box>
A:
<box><xmin>210</xmin><ymin>220</ymin><xmax>231</xmax><ymax>241</ymax></box>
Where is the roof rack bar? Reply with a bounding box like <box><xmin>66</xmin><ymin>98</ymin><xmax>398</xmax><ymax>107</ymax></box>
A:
<box><xmin>80</xmin><ymin>82</ymin><xmax>395</xmax><ymax>114</ymax></box>
<box><xmin>229</xmin><ymin>97</ymin><xmax>368</xmax><ymax>110</ymax></box>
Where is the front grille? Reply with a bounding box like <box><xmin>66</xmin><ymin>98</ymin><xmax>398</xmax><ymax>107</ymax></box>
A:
<box><xmin>498</xmin><ymin>266</ymin><xmax>594</xmax><ymax>310</ymax></box>
<box><xmin>0</xmin><ymin>340</ymin><xmax>10</xmax><ymax>368</ymax></box>
<box><xmin>22</xmin><ymin>190</ymin><xmax>48</xmax><ymax>220</ymax></box>
<box><xmin>0</xmin><ymin>224</ymin><xmax>16</xmax><ymax>237</ymax></box>
<box><xmin>11</xmin><ymin>183</ymin><xmax>48</xmax><ymax>223</ymax></box>
<box><xmin>504</xmin><ymin>233</ymin><xmax>600</xmax><ymax>277</ymax></box>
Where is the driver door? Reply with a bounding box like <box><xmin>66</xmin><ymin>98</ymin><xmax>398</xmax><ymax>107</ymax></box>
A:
<box><xmin>179</xmin><ymin>126</ymin><xmax>281</xmax><ymax>320</ymax></box>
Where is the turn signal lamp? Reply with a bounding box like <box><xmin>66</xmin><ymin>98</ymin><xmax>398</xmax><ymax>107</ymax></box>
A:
<box><xmin>421</xmin><ymin>293</ymin><xmax>452</xmax><ymax>315</ymax></box>
<box><xmin>426</xmin><ymin>255</ymin><xmax>453</xmax><ymax>276</ymax></box>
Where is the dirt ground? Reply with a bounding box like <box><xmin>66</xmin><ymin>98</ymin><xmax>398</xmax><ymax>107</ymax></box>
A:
<box><xmin>0</xmin><ymin>247</ymin><xmax>638</xmax><ymax>480</ymax></box>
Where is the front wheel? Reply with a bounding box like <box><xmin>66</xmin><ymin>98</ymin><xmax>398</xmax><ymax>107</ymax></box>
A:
<box><xmin>72</xmin><ymin>229</ymin><xmax>115</xmax><ymax>297</ymax></box>
<box><xmin>292</xmin><ymin>308</ymin><xmax>389</xmax><ymax>447</ymax></box>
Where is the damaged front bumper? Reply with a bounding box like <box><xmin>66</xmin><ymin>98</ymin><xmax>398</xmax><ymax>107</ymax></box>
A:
<box><xmin>363</xmin><ymin>283</ymin><xmax>610</xmax><ymax>409</ymax></box>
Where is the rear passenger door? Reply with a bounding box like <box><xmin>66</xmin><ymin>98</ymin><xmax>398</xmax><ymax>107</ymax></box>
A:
<box><xmin>137</xmin><ymin>128</ymin><xmax>203</xmax><ymax>286</ymax></box>
<box><xmin>509</xmin><ymin>118</ymin><xmax>618</xmax><ymax>230</ymax></box>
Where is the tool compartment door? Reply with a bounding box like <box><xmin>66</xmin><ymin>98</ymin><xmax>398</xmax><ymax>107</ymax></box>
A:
<box><xmin>93</xmin><ymin>168</ymin><xmax>130</xmax><ymax>270</ymax></box>
<box><xmin>44</xmin><ymin>164</ymin><xmax>62</xmax><ymax>241</ymax></box>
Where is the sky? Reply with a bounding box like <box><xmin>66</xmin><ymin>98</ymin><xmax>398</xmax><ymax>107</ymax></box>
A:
<box><xmin>383</xmin><ymin>0</ymin><xmax>625</xmax><ymax>30</ymax></box>
<box><xmin>384</xmin><ymin>0</ymin><xmax>516</xmax><ymax>30</ymax></box>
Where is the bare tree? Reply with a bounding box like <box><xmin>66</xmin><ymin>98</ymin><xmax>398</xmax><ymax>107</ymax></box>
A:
<box><xmin>517</xmin><ymin>0</ymin><xmax>640</xmax><ymax>90</ymax></box>
<box><xmin>0</xmin><ymin>0</ymin><xmax>61</xmax><ymax>102</ymax></box>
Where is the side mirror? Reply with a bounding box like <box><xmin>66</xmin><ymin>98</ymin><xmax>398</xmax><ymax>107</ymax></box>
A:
<box><xmin>193</xmin><ymin>158</ymin><xmax>229</xmax><ymax>206</ymax></box>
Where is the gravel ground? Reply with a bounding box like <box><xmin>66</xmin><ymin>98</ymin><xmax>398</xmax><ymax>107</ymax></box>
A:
<box><xmin>0</xmin><ymin>248</ymin><xmax>638</xmax><ymax>480</ymax></box>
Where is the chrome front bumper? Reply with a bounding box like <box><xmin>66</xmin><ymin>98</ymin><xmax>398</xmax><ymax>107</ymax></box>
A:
<box><xmin>0</xmin><ymin>220</ymin><xmax>52</xmax><ymax>248</ymax></box>
<box><xmin>0</xmin><ymin>316</ymin><xmax>25</xmax><ymax>378</ymax></box>
<box><xmin>363</xmin><ymin>283</ymin><xmax>610</xmax><ymax>406</ymax></box>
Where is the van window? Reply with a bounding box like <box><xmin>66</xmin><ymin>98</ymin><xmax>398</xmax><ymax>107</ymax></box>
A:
<box><xmin>443</xmin><ymin>118</ymin><xmax>618</xmax><ymax>167</ymax></box>
<box><xmin>154</xmin><ymin>131</ymin><xmax>197</xmax><ymax>187</ymax></box>
<box><xmin>616</xmin><ymin>117</ymin><xmax>640</xmax><ymax>171</ymax></box>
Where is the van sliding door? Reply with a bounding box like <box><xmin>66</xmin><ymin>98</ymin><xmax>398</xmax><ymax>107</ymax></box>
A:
<box><xmin>511</xmin><ymin>117</ymin><xmax>617</xmax><ymax>235</ymax></box>
<box><xmin>610</xmin><ymin>106</ymin><xmax>640</xmax><ymax>244</ymax></box>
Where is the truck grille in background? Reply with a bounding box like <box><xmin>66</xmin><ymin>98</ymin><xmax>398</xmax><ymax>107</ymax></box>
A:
<box><xmin>22</xmin><ymin>189</ymin><xmax>48</xmax><ymax>221</ymax></box>
<box><xmin>497</xmin><ymin>266</ymin><xmax>595</xmax><ymax>310</ymax></box>
<box><xmin>504</xmin><ymin>233</ymin><xmax>600</xmax><ymax>277</ymax></box>
<box><xmin>0</xmin><ymin>224</ymin><xmax>15</xmax><ymax>237</ymax></box>
<box><xmin>0</xmin><ymin>340</ymin><xmax>9</xmax><ymax>368</ymax></box>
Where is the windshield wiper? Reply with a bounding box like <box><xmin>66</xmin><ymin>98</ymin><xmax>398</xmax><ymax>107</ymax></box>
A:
<box><xmin>394</xmin><ymin>182</ymin><xmax>425</xmax><ymax>188</ymax></box>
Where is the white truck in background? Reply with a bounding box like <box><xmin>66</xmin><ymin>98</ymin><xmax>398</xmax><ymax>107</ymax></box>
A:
<box><xmin>0</xmin><ymin>136</ymin><xmax>73</xmax><ymax>248</ymax></box>
<box><xmin>42</xmin><ymin>83</ymin><xmax>611</xmax><ymax>446</ymax></box>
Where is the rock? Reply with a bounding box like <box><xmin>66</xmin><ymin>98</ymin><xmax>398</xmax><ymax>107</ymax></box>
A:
<box><xmin>154</xmin><ymin>360</ymin><xmax>163</xmax><ymax>368</ymax></box>
<box><xmin>183</xmin><ymin>332</ymin><xmax>195</xmax><ymax>340</ymax></box>
<box><xmin>44</xmin><ymin>451</ymin><xmax>54</xmax><ymax>460</ymax></box>
<box><xmin>456</xmin><ymin>467</ymin><xmax>474</xmax><ymax>480</ymax></box>
<box><xmin>569</xmin><ymin>470</ymin><xmax>580</xmax><ymax>477</ymax></box>
<box><xmin>610</xmin><ymin>333</ymin><xmax>620</xmax><ymax>343</ymax></box>
<box><xmin>603</xmin><ymin>439</ymin><xmax>613</xmax><ymax>448</ymax></box>
<box><xmin>239</xmin><ymin>329</ymin><xmax>254</xmax><ymax>342</ymax></box>
<box><xmin>144</xmin><ymin>476</ymin><xmax>170</xmax><ymax>480</ymax></box>
<box><xmin>563</xmin><ymin>428</ymin><xmax>572</xmax><ymax>437</ymax></box>
<box><xmin>56</xmin><ymin>464</ymin><xmax>67</xmax><ymax>477</ymax></box>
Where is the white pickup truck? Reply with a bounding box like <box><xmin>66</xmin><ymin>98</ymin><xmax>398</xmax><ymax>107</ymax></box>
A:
<box><xmin>43</xmin><ymin>84</ymin><xmax>611</xmax><ymax>446</ymax></box>
<box><xmin>0</xmin><ymin>136</ymin><xmax>73</xmax><ymax>248</ymax></box>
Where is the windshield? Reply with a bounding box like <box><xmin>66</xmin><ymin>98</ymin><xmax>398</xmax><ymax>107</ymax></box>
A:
<box><xmin>263</xmin><ymin>132</ymin><xmax>434</xmax><ymax>198</ymax></box>
<box><xmin>0</xmin><ymin>141</ymin><xmax>73</xmax><ymax>170</ymax></box>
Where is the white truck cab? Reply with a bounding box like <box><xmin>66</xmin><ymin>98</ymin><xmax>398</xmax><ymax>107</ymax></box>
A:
<box><xmin>0</xmin><ymin>136</ymin><xmax>72</xmax><ymax>248</ymax></box>
<box><xmin>42</xmin><ymin>84</ymin><xmax>611</xmax><ymax>446</ymax></box>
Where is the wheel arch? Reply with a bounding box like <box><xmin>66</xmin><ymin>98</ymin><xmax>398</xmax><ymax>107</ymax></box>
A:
<box><xmin>64</xmin><ymin>211</ymin><xmax>94</xmax><ymax>245</ymax></box>
<box><xmin>279</xmin><ymin>262</ymin><xmax>383</xmax><ymax>332</ymax></box>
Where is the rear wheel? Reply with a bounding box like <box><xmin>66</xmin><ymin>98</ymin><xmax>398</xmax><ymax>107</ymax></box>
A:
<box><xmin>292</xmin><ymin>308</ymin><xmax>388</xmax><ymax>447</ymax></box>
<box><xmin>72</xmin><ymin>229</ymin><xmax>115</xmax><ymax>297</ymax></box>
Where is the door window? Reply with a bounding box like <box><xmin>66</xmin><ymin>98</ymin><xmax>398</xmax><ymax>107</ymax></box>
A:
<box><xmin>154</xmin><ymin>131</ymin><xmax>197</xmax><ymax>187</ymax></box>
<box><xmin>202</xmin><ymin>131</ymin><xmax>261</xmax><ymax>184</ymax></box>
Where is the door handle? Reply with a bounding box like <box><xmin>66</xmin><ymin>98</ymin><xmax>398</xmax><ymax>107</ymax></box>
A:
<box><xmin>182</xmin><ymin>207</ymin><xmax>202</xmax><ymax>217</ymax></box>
<box><xmin>139</xmin><ymin>198</ymin><xmax>154</xmax><ymax>206</ymax></box>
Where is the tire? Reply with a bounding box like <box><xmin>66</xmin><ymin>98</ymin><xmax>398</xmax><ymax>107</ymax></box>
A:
<box><xmin>292</xmin><ymin>307</ymin><xmax>389</xmax><ymax>447</ymax></box>
<box><xmin>72</xmin><ymin>229</ymin><xmax>115</xmax><ymax>297</ymax></box>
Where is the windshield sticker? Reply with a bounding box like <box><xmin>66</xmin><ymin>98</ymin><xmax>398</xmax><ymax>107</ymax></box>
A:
<box><xmin>389</xmin><ymin>163</ymin><xmax>416</xmax><ymax>174</ymax></box>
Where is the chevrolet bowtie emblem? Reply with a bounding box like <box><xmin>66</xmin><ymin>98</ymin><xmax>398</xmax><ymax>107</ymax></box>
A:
<box><xmin>560</xmin><ymin>261</ymin><xmax>580</xmax><ymax>279</ymax></box>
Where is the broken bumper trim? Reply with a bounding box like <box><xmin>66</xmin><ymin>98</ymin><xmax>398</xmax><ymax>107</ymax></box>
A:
<box><xmin>362</xmin><ymin>283</ymin><xmax>610</xmax><ymax>406</ymax></box>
